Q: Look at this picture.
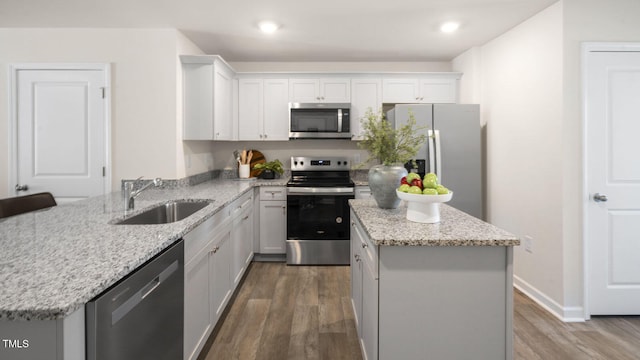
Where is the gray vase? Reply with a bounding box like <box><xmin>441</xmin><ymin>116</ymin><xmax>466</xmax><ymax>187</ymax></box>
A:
<box><xmin>368</xmin><ymin>164</ymin><xmax>408</xmax><ymax>209</ymax></box>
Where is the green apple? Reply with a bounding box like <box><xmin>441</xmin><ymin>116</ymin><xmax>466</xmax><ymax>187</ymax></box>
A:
<box><xmin>422</xmin><ymin>188</ymin><xmax>438</xmax><ymax>195</ymax></box>
<box><xmin>408</xmin><ymin>186</ymin><xmax>423</xmax><ymax>194</ymax></box>
<box><xmin>424</xmin><ymin>172</ymin><xmax>438</xmax><ymax>183</ymax></box>
<box><xmin>406</xmin><ymin>172</ymin><xmax>421</xmax><ymax>184</ymax></box>
<box><xmin>436</xmin><ymin>185</ymin><xmax>449</xmax><ymax>195</ymax></box>
<box><xmin>423</xmin><ymin>172</ymin><xmax>438</xmax><ymax>189</ymax></box>
<box><xmin>398</xmin><ymin>184</ymin><xmax>411</xmax><ymax>193</ymax></box>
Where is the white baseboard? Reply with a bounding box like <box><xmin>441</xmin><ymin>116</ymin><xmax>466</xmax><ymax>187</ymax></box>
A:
<box><xmin>513</xmin><ymin>275</ymin><xmax>585</xmax><ymax>322</ymax></box>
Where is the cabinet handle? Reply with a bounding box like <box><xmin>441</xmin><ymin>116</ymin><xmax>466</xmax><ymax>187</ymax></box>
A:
<box><xmin>210</xmin><ymin>246</ymin><xmax>220</xmax><ymax>254</ymax></box>
<box><xmin>242</xmin><ymin>215</ymin><xmax>249</xmax><ymax>220</ymax></box>
<box><xmin>362</xmin><ymin>243</ymin><xmax>368</xmax><ymax>249</ymax></box>
<box><xmin>259</xmin><ymin>134</ymin><xmax>263</xmax><ymax>139</ymax></box>
<box><xmin>282</xmin><ymin>205</ymin><xmax>286</xmax><ymax>215</ymax></box>
<box><xmin>354</xmin><ymin>254</ymin><xmax>361</xmax><ymax>262</ymax></box>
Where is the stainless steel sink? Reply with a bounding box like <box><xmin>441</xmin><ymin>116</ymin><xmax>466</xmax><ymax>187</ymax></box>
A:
<box><xmin>115</xmin><ymin>200</ymin><xmax>211</xmax><ymax>225</ymax></box>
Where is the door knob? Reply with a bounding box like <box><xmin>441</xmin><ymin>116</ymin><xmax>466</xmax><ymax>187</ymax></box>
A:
<box><xmin>15</xmin><ymin>184</ymin><xmax>29</xmax><ymax>192</ymax></box>
<box><xmin>593</xmin><ymin>193</ymin><xmax>608</xmax><ymax>202</ymax></box>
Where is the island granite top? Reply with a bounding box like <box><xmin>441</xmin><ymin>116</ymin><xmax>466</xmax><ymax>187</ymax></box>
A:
<box><xmin>0</xmin><ymin>178</ymin><xmax>287</xmax><ymax>321</ymax></box>
<box><xmin>349</xmin><ymin>199</ymin><xmax>520</xmax><ymax>247</ymax></box>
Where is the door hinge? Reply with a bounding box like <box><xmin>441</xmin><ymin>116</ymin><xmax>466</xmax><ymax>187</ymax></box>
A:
<box><xmin>102</xmin><ymin>166</ymin><xmax>106</xmax><ymax>177</ymax></box>
<box><xmin>101</xmin><ymin>87</ymin><xmax>106</xmax><ymax>99</ymax></box>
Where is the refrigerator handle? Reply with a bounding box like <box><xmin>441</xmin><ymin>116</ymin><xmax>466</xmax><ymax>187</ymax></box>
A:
<box><xmin>428</xmin><ymin>129</ymin><xmax>435</xmax><ymax>175</ymax></box>
<box><xmin>435</xmin><ymin>130</ymin><xmax>442</xmax><ymax>182</ymax></box>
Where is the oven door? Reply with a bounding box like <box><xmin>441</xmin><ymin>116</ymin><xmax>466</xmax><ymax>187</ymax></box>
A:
<box><xmin>287</xmin><ymin>187</ymin><xmax>353</xmax><ymax>240</ymax></box>
<box><xmin>286</xmin><ymin>187</ymin><xmax>354</xmax><ymax>264</ymax></box>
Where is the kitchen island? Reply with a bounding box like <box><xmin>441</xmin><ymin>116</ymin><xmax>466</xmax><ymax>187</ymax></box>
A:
<box><xmin>349</xmin><ymin>199</ymin><xmax>520</xmax><ymax>360</ymax></box>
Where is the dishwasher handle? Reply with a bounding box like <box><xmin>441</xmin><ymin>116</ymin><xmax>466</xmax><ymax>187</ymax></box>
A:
<box><xmin>111</xmin><ymin>259</ymin><xmax>179</xmax><ymax>325</ymax></box>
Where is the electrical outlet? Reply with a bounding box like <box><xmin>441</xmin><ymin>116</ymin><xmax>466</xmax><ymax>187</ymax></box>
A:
<box><xmin>524</xmin><ymin>235</ymin><xmax>533</xmax><ymax>253</ymax></box>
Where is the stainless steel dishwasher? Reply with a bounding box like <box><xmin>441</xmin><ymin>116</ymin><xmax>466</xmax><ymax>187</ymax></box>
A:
<box><xmin>86</xmin><ymin>239</ymin><xmax>184</xmax><ymax>360</ymax></box>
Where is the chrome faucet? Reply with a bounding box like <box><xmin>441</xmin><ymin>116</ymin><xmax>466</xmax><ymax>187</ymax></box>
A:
<box><xmin>124</xmin><ymin>177</ymin><xmax>162</xmax><ymax>210</ymax></box>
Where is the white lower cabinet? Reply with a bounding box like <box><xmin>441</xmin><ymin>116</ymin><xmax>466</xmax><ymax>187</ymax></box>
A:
<box><xmin>184</xmin><ymin>190</ymin><xmax>254</xmax><ymax>360</ymax></box>
<box><xmin>231</xmin><ymin>196</ymin><xmax>254</xmax><ymax>286</ymax></box>
<box><xmin>350</xmin><ymin>210</ymin><xmax>378</xmax><ymax>360</ymax></box>
<box><xmin>210</xmin><ymin>226</ymin><xmax>232</xmax><ymax>326</ymax></box>
<box><xmin>259</xmin><ymin>186</ymin><xmax>287</xmax><ymax>254</ymax></box>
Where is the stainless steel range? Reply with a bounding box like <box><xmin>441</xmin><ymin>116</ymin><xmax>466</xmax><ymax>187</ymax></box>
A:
<box><xmin>286</xmin><ymin>156</ymin><xmax>355</xmax><ymax>265</ymax></box>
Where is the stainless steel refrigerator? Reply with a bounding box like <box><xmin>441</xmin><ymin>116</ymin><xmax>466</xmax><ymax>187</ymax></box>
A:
<box><xmin>387</xmin><ymin>104</ymin><xmax>483</xmax><ymax>219</ymax></box>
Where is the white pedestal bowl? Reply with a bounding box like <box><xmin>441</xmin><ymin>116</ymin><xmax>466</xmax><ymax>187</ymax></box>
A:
<box><xmin>396</xmin><ymin>190</ymin><xmax>453</xmax><ymax>223</ymax></box>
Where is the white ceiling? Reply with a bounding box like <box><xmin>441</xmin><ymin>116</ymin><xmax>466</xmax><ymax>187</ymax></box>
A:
<box><xmin>0</xmin><ymin>0</ymin><xmax>558</xmax><ymax>62</ymax></box>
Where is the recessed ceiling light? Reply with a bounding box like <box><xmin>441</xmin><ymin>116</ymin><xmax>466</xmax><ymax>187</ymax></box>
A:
<box><xmin>440</xmin><ymin>22</ymin><xmax>460</xmax><ymax>33</ymax></box>
<box><xmin>258</xmin><ymin>21</ymin><xmax>279</xmax><ymax>34</ymax></box>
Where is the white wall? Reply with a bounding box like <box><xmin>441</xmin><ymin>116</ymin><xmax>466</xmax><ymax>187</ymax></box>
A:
<box><xmin>0</xmin><ymin>28</ymin><xmax>184</xmax><ymax>197</ymax></box>
<box><xmin>451</xmin><ymin>47</ymin><xmax>482</xmax><ymax>104</ymax></box>
<box><xmin>454</xmin><ymin>0</ymin><xmax>640</xmax><ymax>321</ymax></box>
<box><xmin>453</xmin><ymin>3</ymin><xmax>565</xmax><ymax>315</ymax></box>
<box><xmin>562</xmin><ymin>0</ymin><xmax>640</xmax><ymax>314</ymax></box>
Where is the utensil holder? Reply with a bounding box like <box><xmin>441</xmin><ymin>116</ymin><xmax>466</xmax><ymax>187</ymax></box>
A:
<box><xmin>239</xmin><ymin>164</ymin><xmax>250</xmax><ymax>178</ymax></box>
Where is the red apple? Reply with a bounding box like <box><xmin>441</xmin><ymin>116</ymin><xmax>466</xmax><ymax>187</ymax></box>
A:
<box><xmin>411</xmin><ymin>178</ymin><xmax>423</xmax><ymax>189</ymax></box>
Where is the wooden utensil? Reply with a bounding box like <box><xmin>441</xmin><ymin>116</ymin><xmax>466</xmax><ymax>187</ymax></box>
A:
<box><xmin>248</xmin><ymin>150</ymin><xmax>266</xmax><ymax>178</ymax></box>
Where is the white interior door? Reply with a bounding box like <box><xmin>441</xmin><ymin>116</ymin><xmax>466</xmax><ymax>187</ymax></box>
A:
<box><xmin>586</xmin><ymin>47</ymin><xmax>640</xmax><ymax>315</ymax></box>
<box><xmin>14</xmin><ymin>66</ymin><xmax>109</xmax><ymax>203</ymax></box>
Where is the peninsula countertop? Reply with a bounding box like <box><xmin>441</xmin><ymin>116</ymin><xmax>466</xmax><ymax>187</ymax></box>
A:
<box><xmin>349</xmin><ymin>199</ymin><xmax>520</xmax><ymax>247</ymax></box>
<box><xmin>0</xmin><ymin>178</ymin><xmax>287</xmax><ymax>321</ymax></box>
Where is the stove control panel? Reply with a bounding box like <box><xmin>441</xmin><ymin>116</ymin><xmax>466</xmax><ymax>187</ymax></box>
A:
<box><xmin>291</xmin><ymin>156</ymin><xmax>351</xmax><ymax>171</ymax></box>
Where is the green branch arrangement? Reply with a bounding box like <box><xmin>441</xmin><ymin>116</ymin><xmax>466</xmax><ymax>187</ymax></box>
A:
<box><xmin>358</xmin><ymin>108</ymin><xmax>427</xmax><ymax>166</ymax></box>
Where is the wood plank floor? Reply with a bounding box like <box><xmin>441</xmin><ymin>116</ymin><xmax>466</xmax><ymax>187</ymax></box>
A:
<box><xmin>201</xmin><ymin>262</ymin><xmax>640</xmax><ymax>360</ymax></box>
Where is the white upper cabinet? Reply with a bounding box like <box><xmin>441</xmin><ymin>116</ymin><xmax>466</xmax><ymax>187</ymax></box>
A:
<box><xmin>382</xmin><ymin>74</ymin><xmax>459</xmax><ymax>104</ymax></box>
<box><xmin>350</xmin><ymin>78</ymin><xmax>382</xmax><ymax>140</ymax></box>
<box><xmin>290</xmin><ymin>78</ymin><xmax>351</xmax><ymax>103</ymax></box>
<box><xmin>238</xmin><ymin>78</ymin><xmax>289</xmax><ymax>141</ymax></box>
<box><xmin>182</xmin><ymin>55</ymin><xmax>235</xmax><ymax>140</ymax></box>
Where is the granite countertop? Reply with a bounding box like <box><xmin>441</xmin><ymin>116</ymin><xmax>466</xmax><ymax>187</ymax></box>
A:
<box><xmin>349</xmin><ymin>199</ymin><xmax>520</xmax><ymax>247</ymax></box>
<box><xmin>0</xmin><ymin>178</ymin><xmax>287</xmax><ymax>321</ymax></box>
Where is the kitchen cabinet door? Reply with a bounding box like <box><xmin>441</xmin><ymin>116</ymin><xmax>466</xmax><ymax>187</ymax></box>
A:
<box><xmin>182</xmin><ymin>55</ymin><xmax>235</xmax><ymax>140</ymax></box>
<box><xmin>351</xmin><ymin>79</ymin><xmax>382</xmax><ymax>140</ymax></box>
<box><xmin>258</xmin><ymin>187</ymin><xmax>286</xmax><ymax>254</ymax></box>
<box><xmin>382</xmin><ymin>76</ymin><xmax>459</xmax><ymax>104</ymax></box>
<box><xmin>361</xmin><ymin>258</ymin><xmax>379</xmax><ymax>360</ymax></box>
<box><xmin>320</xmin><ymin>78</ymin><xmax>351</xmax><ymax>102</ymax></box>
<box><xmin>259</xmin><ymin>199</ymin><xmax>286</xmax><ymax>254</ymax></box>
<box><xmin>184</xmin><ymin>243</ymin><xmax>213</xmax><ymax>360</ymax></box>
<box><xmin>238</xmin><ymin>78</ymin><xmax>263</xmax><ymax>141</ymax></box>
<box><xmin>290</xmin><ymin>78</ymin><xmax>319</xmax><ymax>103</ymax></box>
<box><xmin>419</xmin><ymin>78</ymin><xmax>457</xmax><ymax>103</ymax></box>
<box><xmin>350</xmin><ymin>213</ymin><xmax>364</xmax><ymax>334</ymax></box>
<box><xmin>382</xmin><ymin>78</ymin><xmax>420</xmax><ymax>103</ymax></box>
<box><xmin>232</xmin><ymin>204</ymin><xmax>254</xmax><ymax>286</ymax></box>
<box><xmin>210</xmin><ymin>223</ymin><xmax>232</xmax><ymax>327</ymax></box>
<box><xmin>238</xmin><ymin>78</ymin><xmax>289</xmax><ymax>141</ymax></box>
<box><xmin>213</xmin><ymin>63</ymin><xmax>234</xmax><ymax>140</ymax></box>
<box><xmin>290</xmin><ymin>78</ymin><xmax>350</xmax><ymax>103</ymax></box>
<box><xmin>263</xmin><ymin>79</ymin><xmax>289</xmax><ymax>140</ymax></box>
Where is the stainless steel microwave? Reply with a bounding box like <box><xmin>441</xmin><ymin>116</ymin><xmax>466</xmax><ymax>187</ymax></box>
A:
<box><xmin>289</xmin><ymin>103</ymin><xmax>351</xmax><ymax>139</ymax></box>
